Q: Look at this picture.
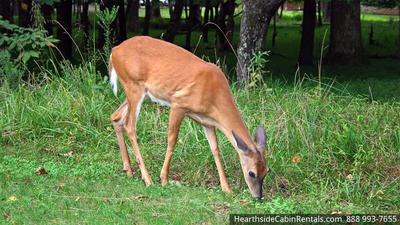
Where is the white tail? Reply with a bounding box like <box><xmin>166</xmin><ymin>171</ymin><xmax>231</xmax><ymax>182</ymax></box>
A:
<box><xmin>109</xmin><ymin>54</ymin><xmax>118</xmax><ymax>96</ymax></box>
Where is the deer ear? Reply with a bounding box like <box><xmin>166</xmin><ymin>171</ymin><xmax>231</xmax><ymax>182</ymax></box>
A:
<box><xmin>254</xmin><ymin>126</ymin><xmax>267</xmax><ymax>149</ymax></box>
<box><xmin>232</xmin><ymin>131</ymin><xmax>249</xmax><ymax>152</ymax></box>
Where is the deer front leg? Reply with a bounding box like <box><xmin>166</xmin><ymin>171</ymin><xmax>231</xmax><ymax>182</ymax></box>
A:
<box><xmin>124</xmin><ymin>87</ymin><xmax>153</xmax><ymax>186</ymax></box>
<box><xmin>160</xmin><ymin>107</ymin><xmax>186</xmax><ymax>186</ymax></box>
<box><xmin>111</xmin><ymin>100</ymin><xmax>133</xmax><ymax>177</ymax></box>
<box><xmin>203</xmin><ymin>126</ymin><xmax>232</xmax><ymax>193</ymax></box>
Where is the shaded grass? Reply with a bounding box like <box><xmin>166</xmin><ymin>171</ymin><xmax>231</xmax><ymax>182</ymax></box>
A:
<box><xmin>1</xmin><ymin>61</ymin><xmax>399</xmax><ymax>223</ymax></box>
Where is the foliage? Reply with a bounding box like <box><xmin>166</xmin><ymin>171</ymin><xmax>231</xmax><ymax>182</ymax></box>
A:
<box><xmin>0</xmin><ymin>51</ymin><xmax>23</xmax><ymax>86</ymax></box>
<box><xmin>247</xmin><ymin>51</ymin><xmax>269</xmax><ymax>89</ymax></box>
<box><xmin>0</xmin><ymin>17</ymin><xmax>58</xmax><ymax>64</ymax></box>
<box><xmin>361</xmin><ymin>0</ymin><xmax>398</xmax><ymax>8</ymax></box>
<box><xmin>96</xmin><ymin>5</ymin><xmax>119</xmax><ymax>58</ymax></box>
<box><xmin>38</xmin><ymin>0</ymin><xmax>61</xmax><ymax>6</ymax></box>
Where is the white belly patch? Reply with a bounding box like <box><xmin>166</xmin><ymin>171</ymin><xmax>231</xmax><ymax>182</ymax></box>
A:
<box><xmin>135</xmin><ymin>91</ymin><xmax>171</xmax><ymax>122</ymax></box>
<box><xmin>146</xmin><ymin>91</ymin><xmax>171</xmax><ymax>107</ymax></box>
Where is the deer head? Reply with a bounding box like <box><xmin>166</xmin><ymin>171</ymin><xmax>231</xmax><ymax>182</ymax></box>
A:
<box><xmin>233</xmin><ymin>126</ymin><xmax>269</xmax><ymax>200</ymax></box>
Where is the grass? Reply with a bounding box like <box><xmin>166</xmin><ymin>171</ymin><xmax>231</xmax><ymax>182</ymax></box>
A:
<box><xmin>1</xmin><ymin>59</ymin><xmax>399</xmax><ymax>223</ymax></box>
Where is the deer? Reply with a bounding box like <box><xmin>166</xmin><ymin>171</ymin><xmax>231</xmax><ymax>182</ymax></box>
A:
<box><xmin>108</xmin><ymin>36</ymin><xmax>269</xmax><ymax>199</ymax></box>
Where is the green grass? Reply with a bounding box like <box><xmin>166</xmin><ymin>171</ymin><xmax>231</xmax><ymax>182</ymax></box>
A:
<box><xmin>1</xmin><ymin>10</ymin><xmax>399</xmax><ymax>224</ymax></box>
<box><xmin>1</xmin><ymin>59</ymin><xmax>399</xmax><ymax>223</ymax></box>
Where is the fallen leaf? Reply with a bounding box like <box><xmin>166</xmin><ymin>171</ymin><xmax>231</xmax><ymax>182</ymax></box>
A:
<box><xmin>130</xmin><ymin>195</ymin><xmax>149</xmax><ymax>201</ymax></box>
<box><xmin>205</xmin><ymin>180</ymin><xmax>212</xmax><ymax>188</ymax></box>
<box><xmin>213</xmin><ymin>202</ymin><xmax>230</xmax><ymax>215</ymax></box>
<box><xmin>346</xmin><ymin>174</ymin><xmax>353</xmax><ymax>181</ymax></box>
<box><xmin>171</xmin><ymin>174</ymin><xmax>181</xmax><ymax>181</ymax></box>
<box><xmin>2</xmin><ymin>211</ymin><xmax>10</xmax><ymax>219</ymax></box>
<box><xmin>170</xmin><ymin>180</ymin><xmax>182</xmax><ymax>186</ymax></box>
<box><xmin>239</xmin><ymin>199</ymin><xmax>249</xmax><ymax>205</ymax></box>
<box><xmin>58</xmin><ymin>151</ymin><xmax>73</xmax><ymax>157</ymax></box>
<box><xmin>75</xmin><ymin>197</ymin><xmax>80</xmax><ymax>202</ymax></box>
<box><xmin>292</xmin><ymin>154</ymin><xmax>301</xmax><ymax>164</ymax></box>
<box><xmin>35</xmin><ymin>167</ymin><xmax>48</xmax><ymax>175</ymax></box>
<box><xmin>7</xmin><ymin>196</ymin><xmax>17</xmax><ymax>202</ymax></box>
<box><xmin>56</xmin><ymin>181</ymin><xmax>65</xmax><ymax>192</ymax></box>
<box><xmin>152</xmin><ymin>211</ymin><xmax>160</xmax><ymax>217</ymax></box>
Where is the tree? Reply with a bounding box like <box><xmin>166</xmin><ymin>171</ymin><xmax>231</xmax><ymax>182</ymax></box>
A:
<box><xmin>56</xmin><ymin>0</ymin><xmax>72</xmax><ymax>59</ymax></box>
<box><xmin>19</xmin><ymin>0</ymin><xmax>32</xmax><ymax>27</ymax></box>
<box><xmin>0</xmin><ymin>0</ymin><xmax>12</xmax><ymax>33</ymax></box>
<box><xmin>236</xmin><ymin>0</ymin><xmax>284</xmax><ymax>86</ymax></box>
<box><xmin>216</xmin><ymin>0</ymin><xmax>235</xmax><ymax>51</ymax></box>
<box><xmin>326</xmin><ymin>0</ymin><xmax>363</xmax><ymax>64</ymax></box>
<box><xmin>0</xmin><ymin>0</ymin><xmax>12</xmax><ymax>22</ymax></box>
<box><xmin>126</xmin><ymin>0</ymin><xmax>140</xmax><ymax>32</ymax></box>
<box><xmin>41</xmin><ymin>3</ymin><xmax>53</xmax><ymax>36</ymax></box>
<box><xmin>117</xmin><ymin>0</ymin><xmax>127</xmax><ymax>42</ymax></box>
<box><xmin>164</xmin><ymin>0</ymin><xmax>184</xmax><ymax>42</ymax></box>
<box><xmin>298</xmin><ymin>0</ymin><xmax>316</xmax><ymax>65</ymax></box>
<box><xmin>152</xmin><ymin>0</ymin><xmax>161</xmax><ymax>18</ymax></box>
<box><xmin>143</xmin><ymin>0</ymin><xmax>151</xmax><ymax>35</ymax></box>
<box><xmin>81</xmin><ymin>0</ymin><xmax>90</xmax><ymax>50</ymax></box>
<box><xmin>322</xmin><ymin>1</ymin><xmax>331</xmax><ymax>22</ymax></box>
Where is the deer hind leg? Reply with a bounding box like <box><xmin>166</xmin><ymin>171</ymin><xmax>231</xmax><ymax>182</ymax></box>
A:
<box><xmin>160</xmin><ymin>107</ymin><xmax>186</xmax><ymax>186</ymax></box>
<box><xmin>124</xmin><ymin>85</ymin><xmax>153</xmax><ymax>186</ymax></box>
<box><xmin>111</xmin><ymin>100</ymin><xmax>133</xmax><ymax>177</ymax></box>
<box><xmin>203</xmin><ymin>126</ymin><xmax>232</xmax><ymax>193</ymax></box>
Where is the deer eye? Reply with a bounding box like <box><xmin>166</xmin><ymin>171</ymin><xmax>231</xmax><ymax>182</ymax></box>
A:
<box><xmin>248</xmin><ymin>171</ymin><xmax>256</xmax><ymax>178</ymax></box>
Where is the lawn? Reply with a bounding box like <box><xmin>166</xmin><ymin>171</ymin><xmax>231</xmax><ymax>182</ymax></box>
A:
<box><xmin>1</xmin><ymin>9</ymin><xmax>400</xmax><ymax>224</ymax></box>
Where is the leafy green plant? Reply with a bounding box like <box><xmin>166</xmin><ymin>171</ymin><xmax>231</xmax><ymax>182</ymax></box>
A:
<box><xmin>247</xmin><ymin>51</ymin><xmax>269</xmax><ymax>89</ymax></box>
<box><xmin>96</xmin><ymin>5</ymin><xmax>119</xmax><ymax>58</ymax></box>
<box><xmin>0</xmin><ymin>51</ymin><xmax>23</xmax><ymax>86</ymax></box>
<box><xmin>0</xmin><ymin>17</ymin><xmax>58</xmax><ymax>64</ymax></box>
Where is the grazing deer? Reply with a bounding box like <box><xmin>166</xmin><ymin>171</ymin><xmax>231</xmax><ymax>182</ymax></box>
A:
<box><xmin>109</xmin><ymin>36</ymin><xmax>269</xmax><ymax>199</ymax></box>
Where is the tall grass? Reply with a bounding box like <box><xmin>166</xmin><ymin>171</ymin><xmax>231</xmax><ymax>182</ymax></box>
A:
<box><xmin>1</xmin><ymin>60</ymin><xmax>399</xmax><ymax>213</ymax></box>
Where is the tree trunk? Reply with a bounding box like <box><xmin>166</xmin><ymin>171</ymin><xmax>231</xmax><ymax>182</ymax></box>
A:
<box><xmin>216</xmin><ymin>0</ymin><xmax>235</xmax><ymax>51</ymax></box>
<box><xmin>56</xmin><ymin>0</ymin><xmax>72</xmax><ymax>59</ymax></box>
<box><xmin>0</xmin><ymin>0</ymin><xmax>12</xmax><ymax>21</ymax></box>
<box><xmin>1</xmin><ymin>0</ymin><xmax>11</xmax><ymax>33</ymax></box>
<box><xmin>41</xmin><ymin>4</ymin><xmax>53</xmax><ymax>35</ymax></box>
<box><xmin>185</xmin><ymin>2</ymin><xmax>201</xmax><ymax>50</ymax></box>
<box><xmin>327</xmin><ymin>0</ymin><xmax>363</xmax><ymax>64</ymax></box>
<box><xmin>317</xmin><ymin>0</ymin><xmax>322</xmax><ymax>26</ymax></box>
<box><xmin>272</xmin><ymin>13</ymin><xmax>277</xmax><ymax>48</ymax></box>
<box><xmin>188</xmin><ymin>2</ymin><xmax>201</xmax><ymax>26</ymax></box>
<box><xmin>143</xmin><ymin>0</ymin><xmax>151</xmax><ymax>35</ymax></box>
<box><xmin>236</xmin><ymin>0</ymin><xmax>284</xmax><ymax>86</ymax></box>
<box><xmin>322</xmin><ymin>1</ymin><xmax>330</xmax><ymax>23</ymax></box>
<box><xmin>126</xmin><ymin>0</ymin><xmax>140</xmax><ymax>32</ymax></box>
<box><xmin>117</xmin><ymin>0</ymin><xmax>127</xmax><ymax>42</ymax></box>
<box><xmin>151</xmin><ymin>0</ymin><xmax>161</xmax><ymax>18</ymax></box>
<box><xmin>81</xmin><ymin>0</ymin><xmax>89</xmax><ymax>51</ymax></box>
<box><xmin>19</xmin><ymin>0</ymin><xmax>32</xmax><ymax>27</ymax></box>
<box><xmin>298</xmin><ymin>0</ymin><xmax>316</xmax><ymax>65</ymax></box>
<box><xmin>164</xmin><ymin>0</ymin><xmax>183</xmax><ymax>42</ymax></box>
<box><xmin>203</xmin><ymin>0</ymin><xmax>211</xmax><ymax>42</ymax></box>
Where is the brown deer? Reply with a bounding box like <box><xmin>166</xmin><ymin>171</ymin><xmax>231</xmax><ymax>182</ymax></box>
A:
<box><xmin>109</xmin><ymin>36</ymin><xmax>269</xmax><ymax>199</ymax></box>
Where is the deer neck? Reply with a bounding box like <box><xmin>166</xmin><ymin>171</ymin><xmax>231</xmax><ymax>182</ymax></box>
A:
<box><xmin>212</xmin><ymin>98</ymin><xmax>255</xmax><ymax>150</ymax></box>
